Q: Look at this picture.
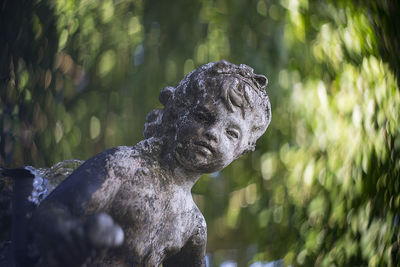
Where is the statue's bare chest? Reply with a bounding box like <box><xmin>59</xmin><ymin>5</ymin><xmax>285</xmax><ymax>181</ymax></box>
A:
<box><xmin>107</xmin><ymin>175</ymin><xmax>199</xmax><ymax>265</ymax></box>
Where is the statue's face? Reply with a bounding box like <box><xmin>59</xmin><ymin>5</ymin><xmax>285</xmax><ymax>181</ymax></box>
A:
<box><xmin>174</xmin><ymin>97</ymin><xmax>251</xmax><ymax>173</ymax></box>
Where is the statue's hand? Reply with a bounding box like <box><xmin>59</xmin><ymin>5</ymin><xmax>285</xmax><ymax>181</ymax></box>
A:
<box><xmin>85</xmin><ymin>212</ymin><xmax>124</xmax><ymax>249</ymax></box>
<box><xmin>39</xmin><ymin>213</ymin><xmax>124</xmax><ymax>266</ymax></box>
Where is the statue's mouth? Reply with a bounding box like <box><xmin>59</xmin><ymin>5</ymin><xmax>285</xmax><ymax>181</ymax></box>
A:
<box><xmin>194</xmin><ymin>141</ymin><xmax>214</xmax><ymax>156</ymax></box>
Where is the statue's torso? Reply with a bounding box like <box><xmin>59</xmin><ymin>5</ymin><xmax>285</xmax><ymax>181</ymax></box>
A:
<box><xmin>85</xmin><ymin>144</ymin><xmax>205</xmax><ymax>266</ymax></box>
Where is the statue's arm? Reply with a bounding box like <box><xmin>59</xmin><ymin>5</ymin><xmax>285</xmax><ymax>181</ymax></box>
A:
<box><xmin>30</xmin><ymin>148</ymin><xmax>124</xmax><ymax>266</ymax></box>
<box><xmin>163</xmin><ymin>218</ymin><xmax>207</xmax><ymax>267</ymax></box>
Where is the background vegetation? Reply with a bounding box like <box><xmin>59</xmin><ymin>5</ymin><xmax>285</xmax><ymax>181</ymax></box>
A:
<box><xmin>1</xmin><ymin>0</ymin><xmax>399</xmax><ymax>266</ymax></box>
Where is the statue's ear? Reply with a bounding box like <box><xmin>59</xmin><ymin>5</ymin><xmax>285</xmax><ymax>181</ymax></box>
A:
<box><xmin>254</xmin><ymin>74</ymin><xmax>268</xmax><ymax>90</ymax></box>
<box><xmin>159</xmin><ymin>86</ymin><xmax>175</xmax><ymax>105</ymax></box>
<box><xmin>237</xmin><ymin>144</ymin><xmax>256</xmax><ymax>158</ymax></box>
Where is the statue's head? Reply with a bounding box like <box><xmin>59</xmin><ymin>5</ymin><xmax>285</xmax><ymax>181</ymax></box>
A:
<box><xmin>144</xmin><ymin>60</ymin><xmax>271</xmax><ymax>173</ymax></box>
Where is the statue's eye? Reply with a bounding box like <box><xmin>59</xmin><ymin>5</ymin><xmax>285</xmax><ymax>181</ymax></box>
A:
<box><xmin>226</xmin><ymin>129</ymin><xmax>239</xmax><ymax>139</ymax></box>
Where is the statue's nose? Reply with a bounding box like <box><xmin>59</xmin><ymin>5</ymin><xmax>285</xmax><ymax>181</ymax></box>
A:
<box><xmin>204</xmin><ymin>128</ymin><xmax>218</xmax><ymax>143</ymax></box>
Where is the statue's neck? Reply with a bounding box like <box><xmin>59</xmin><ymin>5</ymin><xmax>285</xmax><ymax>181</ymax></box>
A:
<box><xmin>169</xmin><ymin>166</ymin><xmax>202</xmax><ymax>191</ymax></box>
<box><xmin>158</xmin><ymin>138</ymin><xmax>202</xmax><ymax>190</ymax></box>
<box><xmin>142</xmin><ymin>137</ymin><xmax>202</xmax><ymax>190</ymax></box>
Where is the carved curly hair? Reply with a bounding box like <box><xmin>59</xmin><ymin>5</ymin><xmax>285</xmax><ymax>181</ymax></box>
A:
<box><xmin>143</xmin><ymin>60</ymin><xmax>271</xmax><ymax>152</ymax></box>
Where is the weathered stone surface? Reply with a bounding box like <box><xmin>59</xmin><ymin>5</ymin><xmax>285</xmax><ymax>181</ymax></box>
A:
<box><xmin>30</xmin><ymin>61</ymin><xmax>271</xmax><ymax>266</ymax></box>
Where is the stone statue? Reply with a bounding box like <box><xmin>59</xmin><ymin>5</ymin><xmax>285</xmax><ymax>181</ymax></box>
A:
<box><xmin>4</xmin><ymin>61</ymin><xmax>271</xmax><ymax>266</ymax></box>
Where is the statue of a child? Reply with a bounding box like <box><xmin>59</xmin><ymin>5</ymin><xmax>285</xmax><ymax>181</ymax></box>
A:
<box><xmin>30</xmin><ymin>61</ymin><xmax>271</xmax><ymax>266</ymax></box>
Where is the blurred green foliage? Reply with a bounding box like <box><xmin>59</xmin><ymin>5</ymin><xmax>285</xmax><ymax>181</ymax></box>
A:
<box><xmin>1</xmin><ymin>0</ymin><xmax>399</xmax><ymax>266</ymax></box>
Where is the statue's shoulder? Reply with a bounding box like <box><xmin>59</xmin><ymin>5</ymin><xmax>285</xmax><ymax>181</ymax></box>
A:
<box><xmin>191</xmin><ymin>202</ymin><xmax>207</xmax><ymax>231</ymax></box>
<box><xmin>196</xmin><ymin>206</ymin><xmax>206</xmax><ymax>226</ymax></box>
<box><xmin>188</xmin><ymin>204</ymin><xmax>207</xmax><ymax>244</ymax></box>
<box><xmin>104</xmin><ymin>138</ymin><xmax>161</xmax><ymax>169</ymax></box>
<box><xmin>104</xmin><ymin>146</ymin><xmax>139</xmax><ymax>163</ymax></box>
